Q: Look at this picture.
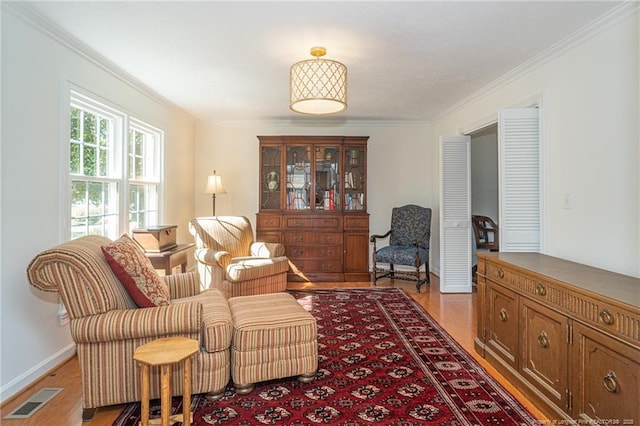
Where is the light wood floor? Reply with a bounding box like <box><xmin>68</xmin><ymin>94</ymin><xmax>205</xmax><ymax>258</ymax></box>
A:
<box><xmin>0</xmin><ymin>276</ymin><xmax>547</xmax><ymax>425</ymax></box>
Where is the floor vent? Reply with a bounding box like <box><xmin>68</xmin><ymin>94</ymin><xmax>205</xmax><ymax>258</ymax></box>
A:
<box><xmin>4</xmin><ymin>388</ymin><xmax>63</xmax><ymax>419</ymax></box>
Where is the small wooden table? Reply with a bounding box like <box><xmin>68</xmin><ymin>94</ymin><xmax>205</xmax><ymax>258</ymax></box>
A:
<box><xmin>144</xmin><ymin>243</ymin><xmax>194</xmax><ymax>275</ymax></box>
<box><xmin>133</xmin><ymin>337</ymin><xmax>199</xmax><ymax>426</ymax></box>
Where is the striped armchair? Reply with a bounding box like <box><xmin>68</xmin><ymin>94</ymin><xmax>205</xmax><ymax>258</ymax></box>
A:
<box><xmin>189</xmin><ymin>216</ymin><xmax>289</xmax><ymax>299</ymax></box>
<box><xmin>26</xmin><ymin>236</ymin><xmax>232</xmax><ymax>421</ymax></box>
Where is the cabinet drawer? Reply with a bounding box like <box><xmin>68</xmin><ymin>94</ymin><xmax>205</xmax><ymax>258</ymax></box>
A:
<box><xmin>572</xmin><ymin>322</ymin><xmax>640</xmax><ymax>422</ymax></box>
<box><xmin>284</xmin><ymin>232</ymin><xmax>342</xmax><ymax>245</ymax></box>
<box><xmin>486</xmin><ymin>282</ymin><xmax>519</xmax><ymax>369</ymax></box>
<box><xmin>344</xmin><ymin>215</ymin><xmax>369</xmax><ymax>230</ymax></box>
<box><xmin>583</xmin><ymin>303</ymin><xmax>640</xmax><ymax>347</ymax></box>
<box><xmin>485</xmin><ymin>262</ymin><xmax>535</xmax><ymax>289</ymax></box>
<box><xmin>256</xmin><ymin>231</ymin><xmax>282</xmax><ymax>244</ymax></box>
<box><xmin>487</xmin><ymin>261</ymin><xmax>640</xmax><ymax>345</ymax></box>
<box><xmin>289</xmin><ymin>259</ymin><xmax>343</xmax><ymax>273</ymax></box>
<box><xmin>257</xmin><ymin>214</ymin><xmax>281</xmax><ymax>229</ymax></box>
<box><xmin>286</xmin><ymin>245</ymin><xmax>342</xmax><ymax>260</ymax></box>
<box><xmin>285</xmin><ymin>216</ymin><xmax>342</xmax><ymax>229</ymax></box>
<box><xmin>520</xmin><ymin>299</ymin><xmax>569</xmax><ymax>408</ymax></box>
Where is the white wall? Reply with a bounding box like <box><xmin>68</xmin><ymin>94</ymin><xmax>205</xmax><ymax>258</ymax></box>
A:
<box><xmin>193</xmin><ymin>122</ymin><xmax>433</xmax><ymax>264</ymax></box>
<box><xmin>431</xmin><ymin>6</ymin><xmax>639</xmax><ymax>277</ymax></box>
<box><xmin>470</xmin><ymin>127</ymin><xmax>499</xmax><ymax>219</ymax></box>
<box><xmin>1</xmin><ymin>8</ymin><xmax>196</xmax><ymax>401</ymax></box>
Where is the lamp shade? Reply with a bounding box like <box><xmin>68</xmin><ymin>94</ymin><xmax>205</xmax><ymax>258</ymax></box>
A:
<box><xmin>290</xmin><ymin>47</ymin><xmax>347</xmax><ymax>115</ymax></box>
<box><xmin>204</xmin><ymin>171</ymin><xmax>226</xmax><ymax>195</ymax></box>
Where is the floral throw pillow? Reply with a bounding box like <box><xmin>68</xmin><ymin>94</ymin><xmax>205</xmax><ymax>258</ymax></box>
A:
<box><xmin>102</xmin><ymin>234</ymin><xmax>170</xmax><ymax>307</ymax></box>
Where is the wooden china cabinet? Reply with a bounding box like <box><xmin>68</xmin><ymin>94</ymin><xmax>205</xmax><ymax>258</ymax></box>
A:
<box><xmin>256</xmin><ymin>135</ymin><xmax>369</xmax><ymax>282</ymax></box>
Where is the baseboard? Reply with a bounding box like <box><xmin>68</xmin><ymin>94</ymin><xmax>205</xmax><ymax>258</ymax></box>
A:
<box><xmin>0</xmin><ymin>344</ymin><xmax>76</xmax><ymax>405</ymax></box>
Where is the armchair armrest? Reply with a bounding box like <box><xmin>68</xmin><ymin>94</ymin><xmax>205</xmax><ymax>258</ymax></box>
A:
<box><xmin>195</xmin><ymin>248</ymin><xmax>232</xmax><ymax>268</ymax></box>
<box><xmin>70</xmin><ymin>302</ymin><xmax>203</xmax><ymax>343</ymax></box>
<box><xmin>370</xmin><ymin>230</ymin><xmax>391</xmax><ymax>243</ymax></box>
<box><xmin>163</xmin><ymin>271</ymin><xmax>200</xmax><ymax>299</ymax></box>
<box><xmin>250</xmin><ymin>242</ymin><xmax>285</xmax><ymax>258</ymax></box>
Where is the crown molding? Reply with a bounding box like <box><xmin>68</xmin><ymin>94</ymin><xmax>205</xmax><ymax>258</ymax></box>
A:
<box><xmin>2</xmin><ymin>1</ymin><xmax>192</xmax><ymax>118</ymax></box>
<box><xmin>196</xmin><ymin>118</ymin><xmax>431</xmax><ymax>128</ymax></box>
<box><xmin>431</xmin><ymin>1</ymin><xmax>639</xmax><ymax>126</ymax></box>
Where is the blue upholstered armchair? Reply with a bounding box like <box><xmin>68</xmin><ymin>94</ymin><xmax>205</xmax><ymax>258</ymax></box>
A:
<box><xmin>370</xmin><ymin>204</ymin><xmax>432</xmax><ymax>292</ymax></box>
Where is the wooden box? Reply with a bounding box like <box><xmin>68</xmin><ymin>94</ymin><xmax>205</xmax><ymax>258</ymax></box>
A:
<box><xmin>132</xmin><ymin>226</ymin><xmax>177</xmax><ymax>252</ymax></box>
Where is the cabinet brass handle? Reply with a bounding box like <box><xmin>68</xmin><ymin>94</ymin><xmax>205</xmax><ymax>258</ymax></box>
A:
<box><xmin>535</xmin><ymin>283</ymin><xmax>547</xmax><ymax>296</ymax></box>
<box><xmin>498</xmin><ymin>308</ymin><xmax>508</xmax><ymax>322</ymax></box>
<box><xmin>497</xmin><ymin>268</ymin><xmax>505</xmax><ymax>279</ymax></box>
<box><xmin>603</xmin><ymin>371</ymin><xmax>619</xmax><ymax>393</ymax></box>
<box><xmin>599</xmin><ymin>309</ymin><xmax>614</xmax><ymax>325</ymax></box>
<box><xmin>537</xmin><ymin>331</ymin><xmax>549</xmax><ymax>348</ymax></box>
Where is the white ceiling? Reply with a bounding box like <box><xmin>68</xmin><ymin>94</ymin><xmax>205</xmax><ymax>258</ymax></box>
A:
<box><xmin>23</xmin><ymin>1</ymin><xmax>621</xmax><ymax>123</ymax></box>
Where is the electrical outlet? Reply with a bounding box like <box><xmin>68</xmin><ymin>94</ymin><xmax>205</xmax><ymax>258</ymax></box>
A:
<box><xmin>58</xmin><ymin>313</ymin><xmax>69</xmax><ymax>327</ymax></box>
<box><xmin>562</xmin><ymin>193</ymin><xmax>572</xmax><ymax>210</ymax></box>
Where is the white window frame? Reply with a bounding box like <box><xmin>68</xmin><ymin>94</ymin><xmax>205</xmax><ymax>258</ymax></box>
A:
<box><xmin>128</xmin><ymin>118</ymin><xmax>163</xmax><ymax>231</ymax></box>
<box><xmin>62</xmin><ymin>86</ymin><xmax>164</xmax><ymax>240</ymax></box>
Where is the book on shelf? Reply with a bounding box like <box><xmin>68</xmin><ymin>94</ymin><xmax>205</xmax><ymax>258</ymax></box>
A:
<box><xmin>323</xmin><ymin>189</ymin><xmax>336</xmax><ymax>210</ymax></box>
<box><xmin>345</xmin><ymin>192</ymin><xmax>364</xmax><ymax>210</ymax></box>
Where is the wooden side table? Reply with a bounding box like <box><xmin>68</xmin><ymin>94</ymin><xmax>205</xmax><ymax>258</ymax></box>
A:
<box><xmin>134</xmin><ymin>337</ymin><xmax>199</xmax><ymax>426</ymax></box>
<box><xmin>145</xmin><ymin>243</ymin><xmax>195</xmax><ymax>275</ymax></box>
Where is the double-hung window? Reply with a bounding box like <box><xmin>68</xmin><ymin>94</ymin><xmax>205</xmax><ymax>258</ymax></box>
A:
<box><xmin>68</xmin><ymin>90</ymin><xmax>162</xmax><ymax>240</ymax></box>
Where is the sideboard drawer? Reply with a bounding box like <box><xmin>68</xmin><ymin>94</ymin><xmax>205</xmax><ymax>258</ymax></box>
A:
<box><xmin>284</xmin><ymin>232</ymin><xmax>343</xmax><ymax>245</ymax></box>
<box><xmin>344</xmin><ymin>215</ymin><xmax>369</xmax><ymax>230</ymax></box>
<box><xmin>285</xmin><ymin>216</ymin><xmax>342</xmax><ymax>230</ymax></box>
<box><xmin>257</xmin><ymin>214</ymin><xmax>281</xmax><ymax>230</ymax></box>
<box><xmin>286</xmin><ymin>245</ymin><xmax>342</xmax><ymax>260</ymax></box>
<box><xmin>290</xmin><ymin>259</ymin><xmax>343</xmax><ymax>273</ymax></box>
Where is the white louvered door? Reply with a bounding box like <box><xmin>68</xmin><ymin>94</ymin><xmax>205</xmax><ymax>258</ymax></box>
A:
<box><xmin>499</xmin><ymin>108</ymin><xmax>541</xmax><ymax>252</ymax></box>
<box><xmin>439</xmin><ymin>135</ymin><xmax>472</xmax><ymax>293</ymax></box>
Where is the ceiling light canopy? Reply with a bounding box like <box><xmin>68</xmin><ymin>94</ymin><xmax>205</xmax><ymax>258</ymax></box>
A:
<box><xmin>290</xmin><ymin>46</ymin><xmax>347</xmax><ymax>115</ymax></box>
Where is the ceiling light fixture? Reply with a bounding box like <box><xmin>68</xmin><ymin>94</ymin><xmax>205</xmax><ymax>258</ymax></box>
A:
<box><xmin>290</xmin><ymin>46</ymin><xmax>347</xmax><ymax>115</ymax></box>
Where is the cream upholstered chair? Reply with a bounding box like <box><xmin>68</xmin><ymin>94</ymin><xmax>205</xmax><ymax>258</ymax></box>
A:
<box><xmin>188</xmin><ymin>216</ymin><xmax>289</xmax><ymax>298</ymax></box>
<box><xmin>26</xmin><ymin>235</ymin><xmax>232</xmax><ymax>421</ymax></box>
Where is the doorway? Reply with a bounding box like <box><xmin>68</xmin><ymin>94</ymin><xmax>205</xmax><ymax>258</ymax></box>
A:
<box><xmin>439</xmin><ymin>107</ymin><xmax>541</xmax><ymax>293</ymax></box>
<box><xmin>470</xmin><ymin>124</ymin><xmax>499</xmax><ymax>274</ymax></box>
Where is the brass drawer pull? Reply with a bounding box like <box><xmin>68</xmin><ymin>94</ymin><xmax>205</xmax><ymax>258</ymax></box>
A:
<box><xmin>535</xmin><ymin>283</ymin><xmax>547</xmax><ymax>296</ymax></box>
<box><xmin>599</xmin><ymin>309</ymin><xmax>614</xmax><ymax>325</ymax></box>
<box><xmin>498</xmin><ymin>308</ymin><xmax>508</xmax><ymax>322</ymax></box>
<box><xmin>497</xmin><ymin>268</ymin><xmax>505</xmax><ymax>279</ymax></box>
<box><xmin>603</xmin><ymin>371</ymin><xmax>619</xmax><ymax>393</ymax></box>
<box><xmin>537</xmin><ymin>331</ymin><xmax>549</xmax><ymax>348</ymax></box>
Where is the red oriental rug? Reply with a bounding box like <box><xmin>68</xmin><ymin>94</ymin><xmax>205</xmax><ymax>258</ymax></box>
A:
<box><xmin>113</xmin><ymin>288</ymin><xmax>539</xmax><ymax>425</ymax></box>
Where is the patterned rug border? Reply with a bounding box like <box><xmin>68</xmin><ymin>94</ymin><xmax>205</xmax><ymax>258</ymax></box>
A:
<box><xmin>114</xmin><ymin>287</ymin><xmax>540</xmax><ymax>426</ymax></box>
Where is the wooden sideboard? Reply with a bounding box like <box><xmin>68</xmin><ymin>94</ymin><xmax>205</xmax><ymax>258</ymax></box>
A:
<box><xmin>475</xmin><ymin>252</ymin><xmax>639</xmax><ymax>423</ymax></box>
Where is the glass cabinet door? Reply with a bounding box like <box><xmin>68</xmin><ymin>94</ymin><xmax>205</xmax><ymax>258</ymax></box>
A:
<box><xmin>315</xmin><ymin>146</ymin><xmax>341</xmax><ymax>211</ymax></box>
<box><xmin>285</xmin><ymin>146</ymin><xmax>312</xmax><ymax>210</ymax></box>
<box><xmin>344</xmin><ymin>146</ymin><xmax>366</xmax><ymax>211</ymax></box>
<box><xmin>260</xmin><ymin>145</ymin><xmax>281</xmax><ymax>210</ymax></box>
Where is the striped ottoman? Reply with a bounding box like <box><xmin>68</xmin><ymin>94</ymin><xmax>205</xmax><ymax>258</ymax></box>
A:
<box><xmin>228</xmin><ymin>292</ymin><xmax>318</xmax><ymax>394</ymax></box>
